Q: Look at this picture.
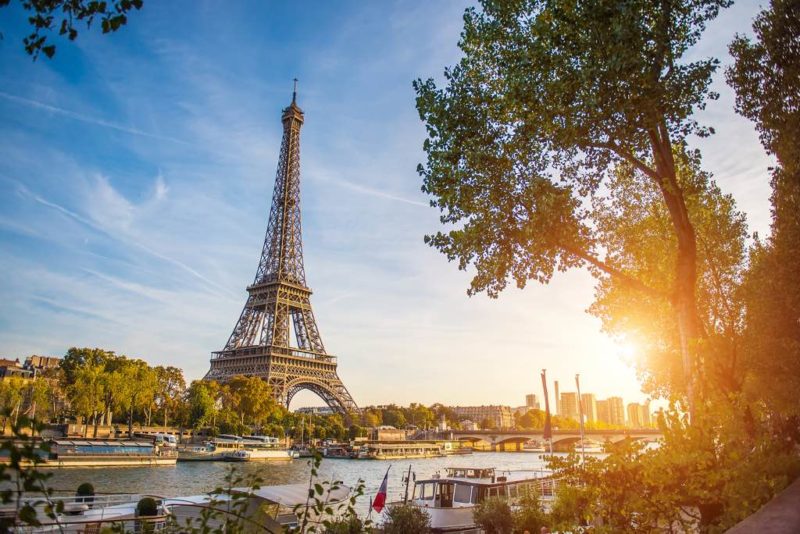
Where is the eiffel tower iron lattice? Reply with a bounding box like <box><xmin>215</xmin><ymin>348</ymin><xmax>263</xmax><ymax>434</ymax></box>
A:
<box><xmin>205</xmin><ymin>88</ymin><xmax>358</xmax><ymax>414</ymax></box>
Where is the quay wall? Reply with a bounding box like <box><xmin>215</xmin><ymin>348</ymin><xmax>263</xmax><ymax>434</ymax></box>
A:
<box><xmin>726</xmin><ymin>476</ymin><xmax>800</xmax><ymax>533</ymax></box>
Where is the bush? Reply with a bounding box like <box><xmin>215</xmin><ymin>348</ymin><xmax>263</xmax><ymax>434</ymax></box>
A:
<box><xmin>515</xmin><ymin>492</ymin><xmax>548</xmax><ymax>533</ymax></box>
<box><xmin>473</xmin><ymin>497</ymin><xmax>513</xmax><ymax>534</ymax></box>
<box><xmin>381</xmin><ymin>503</ymin><xmax>431</xmax><ymax>534</ymax></box>
<box><xmin>324</xmin><ymin>512</ymin><xmax>367</xmax><ymax>533</ymax></box>
<box><xmin>136</xmin><ymin>497</ymin><xmax>159</xmax><ymax>517</ymax></box>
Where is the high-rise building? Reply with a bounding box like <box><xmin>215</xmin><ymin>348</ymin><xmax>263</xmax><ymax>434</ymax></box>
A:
<box><xmin>642</xmin><ymin>401</ymin><xmax>652</xmax><ymax>427</ymax></box>
<box><xmin>554</xmin><ymin>381</ymin><xmax>560</xmax><ymax>415</ymax></box>
<box><xmin>560</xmin><ymin>392</ymin><xmax>579</xmax><ymax>421</ymax></box>
<box><xmin>525</xmin><ymin>394</ymin><xmax>540</xmax><ymax>410</ymax></box>
<box><xmin>627</xmin><ymin>403</ymin><xmax>644</xmax><ymax>428</ymax></box>
<box><xmin>580</xmin><ymin>393</ymin><xmax>597</xmax><ymax>423</ymax></box>
<box><xmin>607</xmin><ymin>397</ymin><xmax>625</xmax><ymax>426</ymax></box>
<box><xmin>596</xmin><ymin>399</ymin><xmax>609</xmax><ymax>424</ymax></box>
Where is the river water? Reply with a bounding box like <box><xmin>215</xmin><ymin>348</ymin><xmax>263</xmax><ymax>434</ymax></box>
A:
<box><xmin>41</xmin><ymin>452</ymin><xmax>564</xmax><ymax>514</ymax></box>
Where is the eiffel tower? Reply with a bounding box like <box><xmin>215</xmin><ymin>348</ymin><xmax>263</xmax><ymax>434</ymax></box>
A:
<box><xmin>205</xmin><ymin>86</ymin><xmax>358</xmax><ymax>414</ymax></box>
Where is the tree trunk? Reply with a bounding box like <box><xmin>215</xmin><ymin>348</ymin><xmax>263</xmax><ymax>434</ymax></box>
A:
<box><xmin>128</xmin><ymin>406</ymin><xmax>134</xmax><ymax>438</ymax></box>
<box><xmin>650</xmin><ymin>127</ymin><xmax>703</xmax><ymax>420</ymax></box>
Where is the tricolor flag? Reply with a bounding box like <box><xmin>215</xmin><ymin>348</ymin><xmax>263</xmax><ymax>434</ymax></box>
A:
<box><xmin>372</xmin><ymin>466</ymin><xmax>390</xmax><ymax>514</ymax></box>
<box><xmin>541</xmin><ymin>369</ymin><xmax>552</xmax><ymax>441</ymax></box>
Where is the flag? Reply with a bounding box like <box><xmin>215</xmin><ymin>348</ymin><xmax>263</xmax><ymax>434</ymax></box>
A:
<box><xmin>541</xmin><ymin>370</ymin><xmax>552</xmax><ymax>441</ymax></box>
<box><xmin>372</xmin><ymin>466</ymin><xmax>390</xmax><ymax>514</ymax></box>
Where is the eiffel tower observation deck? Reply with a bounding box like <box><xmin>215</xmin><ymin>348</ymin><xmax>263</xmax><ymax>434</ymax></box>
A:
<box><xmin>205</xmin><ymin>85</ymin><xmax>358</xmax><ymax>415</ymax></box>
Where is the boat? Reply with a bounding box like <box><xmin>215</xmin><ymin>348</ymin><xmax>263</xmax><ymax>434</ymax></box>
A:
<box><xmin>1</xmin><ymin>483</ymin><xmax>352</xmax><ymax>531</ymax></box>
<box><xmin>387</xmin><ymin>467</ymin><xmax>557</xmax><ymax>532</ymax></box>
<box><xmin>322</xmin><ymin>445</ymin><xmax>351</xmax><ymax>458</ymax></box>
<box><xmin>224</xmin><ymin>448</ymin><xmax>297</xmax><ymax>462</ymax></box>
<box><xmin>177</xmin><ymin>442</ymin><xmax>228</xmax><ymax>462</ymax></box>
<box><xmin>522</xmin><ymin>439</ymin><xmax>547</xmax><ymax>453</ymax></box>
<box><xmin>30</xmin><ymin>440</ymin><xmax>177</xmax><ymax>468</ymax></box>
<box><xmin>351</xmin><ymin>441</ymin><xmax>445</xmax><ymax>460</ymax></box>
<box><xmin>574</xmin><ymin>438</ymin><xmax>606</xmax><ymax>454</ymax></box>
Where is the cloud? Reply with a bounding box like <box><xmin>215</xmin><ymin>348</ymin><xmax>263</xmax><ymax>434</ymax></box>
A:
<box><xmin>0</xmin><ymin>91</ymin><xmax>190</xmax><ymax>145</ymax></box>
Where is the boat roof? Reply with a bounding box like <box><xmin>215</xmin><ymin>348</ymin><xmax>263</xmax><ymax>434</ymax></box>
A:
<box><xmin>237</xmin><ymin>484</ymin><xmax>351</xmax><ymax>506</ymax></box>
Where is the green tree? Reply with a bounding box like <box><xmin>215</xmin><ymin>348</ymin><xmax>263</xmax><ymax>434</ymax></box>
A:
<box><xmin>154</xmin><ymin>365</ymin><xmax>186</xmax><ymax>428</ymax></box>
<box><xmin>226</xmin><ymin>375</ymin><xmax>276</xmax><ymax>428</ymax></box>
<box><xmin>68</xmin><ymin>360</ymin><xmax>106</xmax><ymax>437</ymax></box>
<box><xmin>0</xmin><ymin>0</ymin><xmax>144</xmax><ymax>60</ymax></box>
<box><xmin>187</xmin><ymin>380</ymin><xmax>219</xmax><ymax>430</ymax></box>
<box><xmin>117</xmin><ymin>359</ymin><xmax>157</xmax><ymax>437</ymax></box>
<box><xmin>414</xmin><ymin>0</ymin><xmax>732</xmax><ymax>416</ymax></box>
<box><xmin>728</xmin><ymin>0</ymin><xmax>800</xmax><ymax>419</ymax></box>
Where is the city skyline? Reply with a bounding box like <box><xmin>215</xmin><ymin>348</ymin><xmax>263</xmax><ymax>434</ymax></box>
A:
<box><xmin>0</xmin><ymin>1</ymin><xmax>773</xmax><ymax>408</ymax></box>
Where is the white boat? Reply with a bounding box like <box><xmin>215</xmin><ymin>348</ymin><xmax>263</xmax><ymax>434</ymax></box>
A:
<box><xmin>387</xmin><ymin>467</ymin><xmax>557</xmax><ymax>532</ymax></box>
<box><xmin>4</xmin><ymin>483</ymin><xmax>351</xmax><ymax>531</ymax></box>
<box><xmin>224</xmin><ymin>448</ymin><xmax>297</xmax><ymax>462</ymax></box>
<box><xmin>575</xmin><ymin>439</ymin><xmax>606</xmax><ymax>454</ymax></box>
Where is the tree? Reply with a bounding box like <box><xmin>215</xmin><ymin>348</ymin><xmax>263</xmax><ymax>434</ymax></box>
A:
<box><xmin>414</xmin><ymin>0</ymin><xmax>732</xmax><ymax>416</ymax></box>
<box><xmin>473</xmin><ymin>497</ymin><xmax>513</xmax><ymax>534</ymax></box>
<box><xmin>153</xmin><ymin>366</ymin><xmax>186</xmax><ymax>428</ymax></box>
<box><xmin>226</xmin><ymin>375</ymin><xmax>276</xmax><ymax>428</ymax></box>
<box><xmin>117</xmin><ymin>359</ymin><xmax>156</xmax><ymax>437</ymax></box>
<box><xmin>728</xmin><ymin>0</ymin><xmax>800</xmax><ymax>419</ymax></box>
<box><xmin>0</xmin><ymin>0</ymin><xmax>144</xmax><ymax>60</ymax></box>
<box><xmin>68</xmin><ymin>360</ymin><xmax>106</xmax><ymax>437</ymax></box>
<box><xmin>187</xmin><ymin>380</ymin><xmax>219</xmax><ymax>430</ymax></box>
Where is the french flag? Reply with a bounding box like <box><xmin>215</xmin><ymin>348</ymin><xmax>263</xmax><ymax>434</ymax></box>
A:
<box><xmin>372</xmin><ymin>466</ymin><xmax>390</xmax><ymax>514</ymax></box>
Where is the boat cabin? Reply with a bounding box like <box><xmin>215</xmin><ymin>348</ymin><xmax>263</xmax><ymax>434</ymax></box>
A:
<box><xmin>412</xmin><ymin>467</ymin><xmax>553</xmax><ymax>509</ymax></box>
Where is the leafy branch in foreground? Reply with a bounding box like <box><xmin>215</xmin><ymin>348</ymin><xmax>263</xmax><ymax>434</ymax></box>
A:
<box><xmin>0</xmin><ymin>0</ymin><xmax>144</xmax><ymax>60</ymax></box>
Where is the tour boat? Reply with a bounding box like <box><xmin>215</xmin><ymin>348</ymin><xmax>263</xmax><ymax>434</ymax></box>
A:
<box><xmin>387</xmin><ymin>467</ymin><xmax>557</xmax><ymax>532</ymax></box>
<box><xmin>35</xmin><ymin>440</ymin><xmax>178</xmax><ymax>468</ymax></box>
<box><xmin>224</xmin><ymin>448</ymin><xmax>297</xmax><ymax>462</ymax></box>
<box><xmin>177</xmin><ymin>442</ymin><xmax>228</xmax><ymax>462</ymax></box>
<box><xmin>352</xmin><ymin>441</ymin><xmax>445</xmax><ymax>460</ymax></box>
<box><xmin>522</xmin><ymin>440</ymin><xmax>547</xmax><ymax>453</ymax></box>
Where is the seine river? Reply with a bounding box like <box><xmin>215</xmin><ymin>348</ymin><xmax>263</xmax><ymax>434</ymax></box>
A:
<box><xmin>41</xmin><ymin>452</ymin><xmax>564</xmax><ymax>513</ymax></box>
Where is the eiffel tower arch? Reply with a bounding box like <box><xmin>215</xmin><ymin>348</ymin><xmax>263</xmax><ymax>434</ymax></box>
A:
<box><xmin>205</xmin><ymin>86</ymin><xmax>359</xmax><ymax>415</ymax></box>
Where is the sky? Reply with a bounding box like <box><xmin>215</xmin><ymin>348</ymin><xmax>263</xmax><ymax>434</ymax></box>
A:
<box><xmin>0</xmin><ymin>1</ymin><xmax>773</xmax><ymax>409</ymax></box>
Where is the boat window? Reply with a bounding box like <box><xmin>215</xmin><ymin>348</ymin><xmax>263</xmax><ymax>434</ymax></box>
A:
<box><xmin>439</xmin><ymin>483</ymin><xmax>454</xmax><ymax>508</ymax></box>
<box><xmin>453</xmin><ymin>484</ymin><xmax>472</xmax><ymax>504</ymax></box>
<box><xmin>420</xmin><ymin>483</ymin><xmax>435</xmax><ymax>501</ymax></box>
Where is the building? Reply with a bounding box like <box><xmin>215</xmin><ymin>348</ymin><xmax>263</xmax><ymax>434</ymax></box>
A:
<box><xmin>525</xmin><ymin>394</ymin><xmax>540</xmax><ymax>410</ymax></box>
<box><xmin>369</xmin><ymin>426</ymin><xmax>407</xmax><ymax>441</ymax></box>
<box><xmin>0</xmin><ymin>358</ymin><xmax>33</xmax><ymax>380</ymax></box>
<box><xmin>626</xmin><ymin>402</ymin><xmax>653</xmax><ymax>428</ymax></box>
<box><xmin>554</xmin><ymin>381</ymin><xmax>560</xmax><ymax>415</ymax></box>
<box><xmin>607</xmin><ymin>397</ymin><xmax>626</xmax><ymax>426</ymax></box>
<box><xmin>25</xmin><ymin>355</ymin><xmax>61</xmax><ymax>374</ymax></box>
<box><xmin>560</xmin><ymin>392</ymin><xmax>579</xmax><ymax>421</ymax></box>
<box><xmin>596</xmin><ymin>399</ymin><xmax>610</xmax><ymax>424</ymax></box>
<box><xmin>460</xmin><ymin>420</ymin><xmax>478</xmax><ymax>431</ymax></box>
<box><xmin>581</xmin><ymin>393</ymin><xmax>598</xmax><ymax>423</ymax></box>
<box><xmin>452</xmin><ymin>406</ymin><xmax>514</xmax><ymax>429</ymax></box>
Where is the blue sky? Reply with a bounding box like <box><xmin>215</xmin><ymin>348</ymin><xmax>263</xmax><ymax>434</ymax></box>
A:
<box><xmin>0</xmin><ymin>1</ymin><xmax>773</xmax><ymax>408</ymax></box>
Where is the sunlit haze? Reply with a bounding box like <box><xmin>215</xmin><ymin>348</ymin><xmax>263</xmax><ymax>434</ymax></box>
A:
<box><xmin>0</xmin><ymin>1</ymin><xmax>772</xmax><ymax>409</ymax></box>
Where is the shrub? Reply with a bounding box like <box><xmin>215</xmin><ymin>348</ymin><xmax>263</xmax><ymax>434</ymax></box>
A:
<box><xmin>381</xmin><ymin>503</ymin><xmax>431</xmax><ymax>534</ymax></box>
<box><xmin>514</xmin><ymin>492</ymin><xmax>548</xmax><ymax>533</ymax></box>
<box><xmin>473</xmin><ymin>497</ymin><xmax>513</xmax><ymax>534</ymax></box>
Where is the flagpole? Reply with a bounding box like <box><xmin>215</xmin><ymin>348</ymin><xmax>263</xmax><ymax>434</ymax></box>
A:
<box><xmin>575</xmin><ymin>373</ymin><xmax>585</xmax><ymax>468</ymax></box>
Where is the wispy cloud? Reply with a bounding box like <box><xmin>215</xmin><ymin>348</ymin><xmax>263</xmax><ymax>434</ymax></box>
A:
<box><xmin>0</xmin><ymin>91</ymin><xmax>190</xmax><ymax>145</ymax></box>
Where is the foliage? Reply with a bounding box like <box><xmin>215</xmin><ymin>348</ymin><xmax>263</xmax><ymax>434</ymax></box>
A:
<box><xmin>414</xmin><ymin>0</ymin><xmax>735</xmax><ymax>411</ymax></box>
<box><xmin>545</xmin><ymin>404</ymin><xmax>800</xmax><ymax>532</ymax></box>
<box><xmin>381</xmin><ymin>503</ymin><xmax>431</xmax><ymax>534</ymax></box>
<box><xmin>728</xmin><ymin>0</ymin><xmax>800</xmax><ymax>420</ymax></box>
<box><xmin>0</xmin><ymin>0</ymin><xmax>143</xmax><ymax>60</ymax></box>
<box><xmin>0</xmin><ymin>417</ymin><xmax>63</xmax><ymax>531</ymax></box>
<box><xmin>513</xmin><ymin>491</ymin><xmax>547</xmax><ymax>534</ymax></box>
<box><xmin>473</xmin><ymin>496</ymin><xmax>514</xmax><ymax>534</ymax></box>
<box><xmin>323</xmin><ymin>511</ymin><xmax>369</xmax><ymax>534</ymax></box>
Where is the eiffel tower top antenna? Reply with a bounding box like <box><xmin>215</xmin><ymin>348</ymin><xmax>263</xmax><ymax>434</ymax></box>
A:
<box><xmin>292</xmin><ymin>78</ymin><xmax>298</xmax><ymax>104</ymax></box>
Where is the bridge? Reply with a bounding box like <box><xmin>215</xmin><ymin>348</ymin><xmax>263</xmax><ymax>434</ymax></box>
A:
<box><xmin>445</xmin><ymin>429</ymin><xmax>663</xmax><ymax>452</ymax></box>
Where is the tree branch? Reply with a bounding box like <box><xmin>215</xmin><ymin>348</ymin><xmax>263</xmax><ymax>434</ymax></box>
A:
<box><xmin>586</xmin><ymin>141</ymin><xmax>663</xmax><ymax>184</ymax></box>
<box><xmin>559</xmin><ymin>243</ymin><xmax>669</xmax><ymax>300</ymax></box>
